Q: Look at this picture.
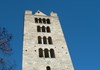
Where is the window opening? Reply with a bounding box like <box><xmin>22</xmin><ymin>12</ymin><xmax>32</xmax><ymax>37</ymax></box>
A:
<box><xmin>38</xmin><ymin>36</ymin><xmax>42</xmax><ymax>44</ymax></box>
<box><xmin>39</xmin><ymin>18</ymin><xmax>42</xmax><ymax>23</ymax></box>
<box><xmin>47</xmin><ymin>19</ymin><xmax>50</xmax><ymax>24</ymax></box>
<box><xmin>47</xmin><ymin>26</ymin><xmax>51</xmax><ymax>33</ymax></box>
<box><xmin>42</xmin><ymin>26</ymin><xmax>46</xmax><ymax>32</ymax></box>
<box><xmin>37</xmin><ymin>26</ymin><xmax>41</xmax><ymax>32</ymax></box>
<box><xmin>35</xmin><ymin>18</ymin><xmax>38</xmax><ymax>23</ymax></box>
<box><xmin>39</xmin><ymin>48</ymin><xmax>43</xmax><ymax>57</ymax></box>
<box><xmin>48</xmin><ymin>37</ymin><xmax>53</xmax><ymax>44</ymax></box>
<box><xmin>43</xmin><ymin>18</ymin><xmax>46</xmax><ymax>24</ymax></box>
<box><xmin>46</xmin><ymin>66</ymin><xmax>51</xmax><ymax>70</ymax></box>
<box><xmin>50</xmin><ymin>49</ymin><xmax>55</xmax><ymax>58</ymax></box>
<box><xmin>43</xmin><ymin>36</ymin><xmax>47</xmax><ymax>44</ymax></box>
<box><xmin>44</xmin><ymin>49</ymin><xmax>49</xmax><ymax>58</ymax></box>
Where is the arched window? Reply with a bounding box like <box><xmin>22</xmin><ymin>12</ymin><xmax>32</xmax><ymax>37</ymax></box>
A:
<box><xmin>50</xmin><ymin>49</ymin><xmax>55</xmax><ymax>58</ymax></box>
<box><xmin>39</xmin><ymin>48</ymin><xmax>43</xmax><ymax>57</ymax></box>
<box><xmin>39</xmin><ymin>18</ymin><xmax>42</xmax><ymax>23</ymax></box>
<box><xmin>47</xmin><ymin>19</ymin><xmax>50</xmax><ymax>24</ymax></box>
<box><xmin>37</xmin><ymin>26</ymin><xmax>41</xmax><ymax>32</ymax></box>
<box><xmin>35</xmin><ymin>18</ymin><xmax>38</xmax><ymax>23</ymax></box>
<box><xmin>42</xmin><ymin>26</ymin><xmax>46</xmax><ymax>32</ymax></box>
<box><xmin>48</xmin><ymin>37</ymin><xmax>53</xmax><ymax>44</ymax></box>
<box><xmin>38</xmin><ymin>36</ymin><xmax>42</xmax><ymax>44</ymax></box>
<box><xmin>43</xmin><ymin>18</ymin><xmax>46</xmax><ymax>24</ymax></box>
<box><xmin>46</xmin><ymin>66</ymin><xmax>51</xmax><ymax>70</ymax></box>
<box><xmin>44</xmin><ymin>49</ymin><xmax>49</xmax><ymax>58</ymax></box>
<box><xmin>43</xmin><ymin>36</ymin><xmax>47</xmax><ymax>44</ymax></box>
<box><xmin>47</xmin><ymin>26</ymin><xmax>51</xmax><ymax>33</ymax></box>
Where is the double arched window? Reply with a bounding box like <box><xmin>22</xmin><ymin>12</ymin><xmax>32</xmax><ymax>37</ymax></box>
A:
<box><xmin>39</xmin><ymin>48</ymin><xmax>55</xmax><ymax>58</ymax></box>
<box><xmin>38</xmin><ymin>36</ymin><xmax>53</xmax><ymax>44</ymax></box>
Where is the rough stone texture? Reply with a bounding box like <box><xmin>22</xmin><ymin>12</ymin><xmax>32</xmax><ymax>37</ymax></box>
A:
<box><xmin>22</xmin><ymin>10</ymin><xmax>74</xmax><ymax>70</ymax></box>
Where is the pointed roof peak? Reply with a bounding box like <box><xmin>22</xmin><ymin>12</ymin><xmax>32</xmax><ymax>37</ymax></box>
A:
<box><xmin>34</xmin><ymin>10</ymin><xmax>47</xmax><ymax>16</ymax></box>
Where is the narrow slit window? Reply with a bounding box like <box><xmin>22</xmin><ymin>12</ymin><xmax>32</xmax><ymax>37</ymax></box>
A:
<box><xmin>44</xmin><ymin>49</ymin><xmax>49</xmax><ymax>58</ymax></box>
<box><xmin>43</xmin><ymin>36</ymin><xmax>47</xmax><ymax>44</ymax></box>
<box><xmin>37</xmin><ymin>26</ymin><xmax>41</xmax><ymax>32</ymax></box>
<box><xmin>39</xmin><ymin>48</ymin><xmax>43</xmax><ymax>57</ymax></box>
<box><xmin>47</xmin><ymin>19</ymin><xmax>50</xmax><ymax>24</ymax></box>
<box><xmin>46</xmin><ymin>66</ymin><xmax>51</xmax><ymax>70</ymax></box>
<box><xmin>50</xmin><ymin>49</ymin><xmax>55</xmax><ymax>58</ymax></box>
<box><xmin>47</xmin><ymin>26</ymin><xmax>51</xmax><ymax>33</ymax></box>
<box><xmin>48</xmin><ymin>37</ymin><xmax>53</xmax><ymax>44</ymax></box>
<box><xmin>35</xmin><ymin>18</ymin><xmax>38</xmax><ymax>23</ymax></box>
<box><xmin>38</xmin><ymin>36</ymin><xmax>42</xmax><ymax>44</ymax></box>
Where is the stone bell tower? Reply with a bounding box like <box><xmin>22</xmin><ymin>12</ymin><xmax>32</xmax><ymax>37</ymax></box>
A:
<box><xmin>22</xmin><ymin>10</ymin><xmax>74</xmax><ymax>70</ymax></box>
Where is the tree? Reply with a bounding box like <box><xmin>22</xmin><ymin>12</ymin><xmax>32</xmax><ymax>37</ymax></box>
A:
<box><xmin>0</xmin><ymin>27</ymin><xmax>15</xmax><ymax>70</ymax></box>
<box><xmin>0</xmin><ymin>27</ymin><xmax>12</xmax><ymax>53</ymax></box>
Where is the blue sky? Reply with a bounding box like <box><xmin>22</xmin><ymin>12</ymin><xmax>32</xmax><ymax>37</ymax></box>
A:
<box><xmin>0</xmin><ymin>0</ymin><xmax>100</xmax><ymax>70</ymax></box>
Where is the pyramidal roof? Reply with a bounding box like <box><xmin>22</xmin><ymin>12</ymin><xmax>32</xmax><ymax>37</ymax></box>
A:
<box><xmin>34</xmin><ymin>10</ymin><xmax>47</xmax><ymax>16</ymax></box>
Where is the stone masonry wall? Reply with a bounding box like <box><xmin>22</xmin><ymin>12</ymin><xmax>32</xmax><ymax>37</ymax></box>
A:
<box><xmin>22</xmin><ymin>10</ymin><xmax>74</xmax><ymax>70</ymax></box>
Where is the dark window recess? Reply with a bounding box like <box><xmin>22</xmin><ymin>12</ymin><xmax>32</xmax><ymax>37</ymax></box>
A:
<box><xmin>35</xmin><ymin>18</ymin><xmax>38</xmax><ymax>23</ymax></box>
<box><xmin>38</xmin><ymin>11</ymin><xmax>40</xmax><ymax>13</ymax></box>
<box><xmin>46</xmin><ymin>66</ymin><xmax>51</xmax><ymax>70</ymax></box>
<box><xmin>43</xmin><ymin>36</ymin><xmax>47</xmax><ymax>44</ymax></box>
<box><xmin>38</xmin><ymin>36</ymin><xmax>42</xmax><ymax>44</ymax></box>
<box><xmin>42</xmin><ymin>26</ymin><xmax>46</xmax><ymax>32</ymax></box>
<box><xmin>47</xmin><ymin>26</ymin><xmax>51</xmax><ymax>33</ymax></box>
<box><xmin>44</xmin><ymin>49</ymin><xmax>49</xmax><ymax>58</ymax></box>
<box><xmin>37</xmin><ymin>26</ymin><xmax>41</xmax><ymax>32</ymax></box>
<box><xmin>47</xmin><ymin>19</ymin><xmax>50</xmax><ymax>24</ymax></box>
<box><xmin>48</xmin><ymin>37</ymin><xmax>53</xmax><ymax>44</ymax></box>
<box><xmin>39</xmin><ymin>18</ymin><xmax>42</xmax><ymax>23</ymax></box>
<box><xmin>39</xmin><ymin>48</ymin><xmax>43</xmax><ymax>57</ymax></box>
<box><xmin>50</xmin><ymin>49</ymin><xmax>55</xmax><ymax>58</ymax></box>
<box><xmin>43</xmin><ymin>18</ymin><xmax>46</xmax><ymax>24</ymax></box>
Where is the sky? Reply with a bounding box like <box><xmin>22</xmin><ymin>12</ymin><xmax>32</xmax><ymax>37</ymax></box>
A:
<box><xmin>0</xmin><ymin>0</ymin><xmax>100</xmax><ymax>70</ymax></box>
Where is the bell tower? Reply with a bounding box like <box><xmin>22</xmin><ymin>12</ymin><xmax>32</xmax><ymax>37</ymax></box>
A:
<box><xmin>22</xmin><ymin>10</ymin><xmax>74</xmax><ymax>70</ymax></box>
